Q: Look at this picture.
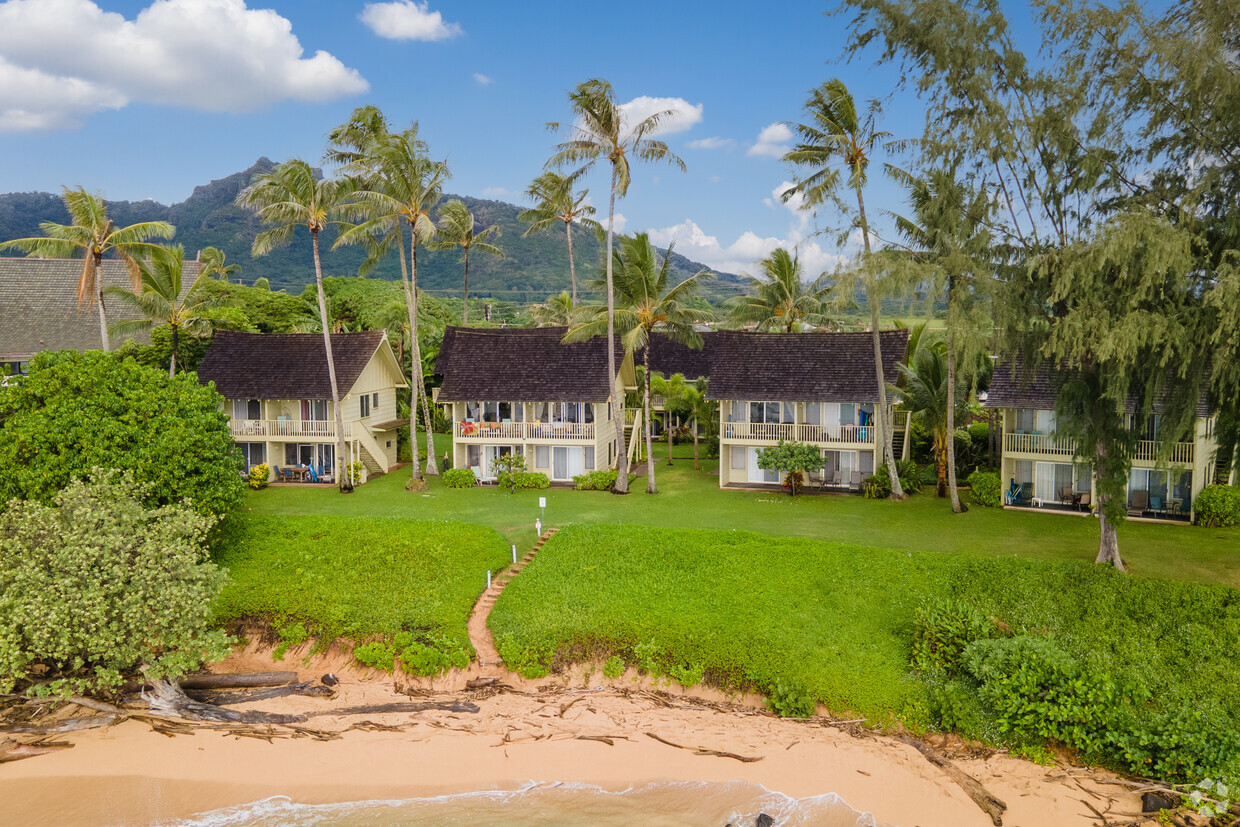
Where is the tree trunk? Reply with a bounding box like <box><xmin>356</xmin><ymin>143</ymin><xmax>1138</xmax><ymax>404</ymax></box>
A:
<box><xmin>692</xmin><ymin>415</ymin><xmax>700</xmax><ymax>470</ymax></box>
<box><xmin>644</xmin><ymin>345</ymin><xmax>657</xmax><ymax>494</ymax></box>
<box><xmin>96</xmin><ymin>289</ymin><xmax>111</xmax><ymax>353</ymax></box>
<box><xmin>946</xmin><ymin>316</ymin><xmax>966</xmax><ymax>512</ymax></box>
<box><xmin>461</xmin><ymin>246</ymin><xmax>470</xmax><ymax>325</ymax></box>
<box><xmin>312</xmin><ymin>229</ymin><xmax>351</xmax><ymax>494</ymax></box>
<box><xmin>666</xmin><ymin>412</ymin><xmax>674</xmax><ymax>466</ymax></box>
<box><xmin>608</xmin><ymin>170</ymin><xmax>630</xmax><ymax>494</ymax></box>
<box><xmin>935</xmin><ymin>436</ymin><xmax>948</xmax><ymax>497</ymax></box>
<box><xmin>1094</xmin><ymin>439</ymin><xmax>1126</xmax><ymax>571</ymax></box>
<box><xmin>856</xmin><ymin>186</ymin><xmax>903</xmax><ymax>499</ymax></box>
<box><xmin>169</xmin><ymin>324</ymin><xmax>178</xmax><ymax>378</ymax></box>
<box><xmin>397</xmin><ymin>232</ymin><xmax>422</xmax><ymax>482</ymax></box>
<box><xmin>409</xmin><ymin>233</ymin><xmax>439</xmax><ymax>476</ymax></box>
<box><xmin>565</xmin><ymin>219</ymin><xmax>577</xmax><ymax>305</ymax></box>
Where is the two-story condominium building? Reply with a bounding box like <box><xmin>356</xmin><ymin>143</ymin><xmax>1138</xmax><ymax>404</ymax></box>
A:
<box><xmin>706</xmin><ymin>329</ymin><xmax>911</xmax><ymax>489</ymax></box>
<box><xmin>434</xmin><ymin>326</ymin><xmax>633</xmax><ymax>482</ymax></box>
<box><xmin>197</xmin><ymin>330</ymin><xmax>407</xmax><ymax>484</ymax></box>
<box><xmin>987</xmin><ymin>361</ymin><xmax>1219</xmax><ymax>521</ymax></box>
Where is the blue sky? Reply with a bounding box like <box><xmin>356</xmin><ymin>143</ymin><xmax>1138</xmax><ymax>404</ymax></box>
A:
<box><xmin>0</xmin><ymin>0</ymin><xmax>964</xmax><ymax>275</ymax></box>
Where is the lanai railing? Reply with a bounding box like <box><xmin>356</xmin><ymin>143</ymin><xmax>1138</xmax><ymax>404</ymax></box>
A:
<box><xmin>230</xmin><ymin>419</ymin><xmax>352</xmax><ymax>439</ymax></box>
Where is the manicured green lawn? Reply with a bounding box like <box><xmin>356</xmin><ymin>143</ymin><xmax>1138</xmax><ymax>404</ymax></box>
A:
<box><xmin>213</xmin><ymin>514</ymin><xmax>511</xmax><ymax>659</ymax></box>
<box><xmin>243</xmin><ymin>434</ymin><xmax>1240</xmax><ymax>589</ymax></box>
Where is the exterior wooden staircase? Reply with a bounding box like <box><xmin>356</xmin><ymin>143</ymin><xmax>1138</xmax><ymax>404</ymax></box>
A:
<box><xmin>468</xmin><ymin>528</ymin><xmax>559</xmax><ymax>670</ymax></box>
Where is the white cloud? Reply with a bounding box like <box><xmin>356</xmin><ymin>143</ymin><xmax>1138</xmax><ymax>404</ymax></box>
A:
<box><xmin>771</xmin><ymin>180</ymin><xmax>812</xmax><ymax>230</ymax></box>
<box><xmin>617</xmin><ymin>95</ymin><xmax>703</xmax><ymax>136</ymax></box>
<box><xmin>473</xmin><ymin>72</ymin><xmax>492</xmax><ymax>86</ymax></box>
<box><xmin>480</xmin><ymin>186</ymin><xmax>512</xmax><ymax>199</ymax></box>
<box><xmin>609</xmin><ymin>213</ymin><xmax>628</xmax><ymax>234</ymax></box>
<box><xmin>686</xmin><ymin>136</ymin><xmax>733</xmax><ymax>150</ymax></box>
<box><xmin>747</xmin><ymin>122</ymin><xmax>793</xmax><ymax>158</ymax></box>
<box><xmin>0</xmin><ymin>0</ymin><xmax>367</xmax><ymax>132</ymax></box>
<box><xmin>359</xmin><ymin>0</ymin><xmax>461</xmax><ymax>41</ymax></box>
<box><xmin>645</xmin><ymin>218</ymin><xmax>847</xmax><ymax>278</ymax></box>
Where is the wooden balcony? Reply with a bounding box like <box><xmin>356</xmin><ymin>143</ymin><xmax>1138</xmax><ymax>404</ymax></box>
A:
<box><xmin>229</xmin><ymin>419</ymin><xmax>353</xmax><ymax>440</ymax></box>
<box><xmin>721</xmin><ymin>422</ymin><xmax>877</xmax><ymax>445</ymax></box>
<box><xmin>1004</xmin><ymin>433</ymin><xmax>1194</xmax><ymax>465</ymax></box>
<box><xmin>454</xmin><ymin>421</ymin><xmax>596</xmax><ymax>441</ymax></box>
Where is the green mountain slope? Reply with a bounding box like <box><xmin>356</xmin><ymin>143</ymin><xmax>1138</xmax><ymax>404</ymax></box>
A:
<box><xmin>0</xmin><ymin>159</ymin><xmax>748</xmax><ymax>304</ymax></box>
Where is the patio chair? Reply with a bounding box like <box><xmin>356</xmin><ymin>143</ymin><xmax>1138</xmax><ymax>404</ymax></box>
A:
<box><xmin>1129</xmin><ymin>490</ymin><xmax>1149</xmax><ymax>516</ymax></box>
<box><xmin>1060</xmin><ymin>486</ymin><xmax>1076</xmax><ymax>506</ymax></box>
<box><xmin>1150</xmin><ymin>495</ymin><xmax>1163</xmax><ymax>516</ymax></box>
<box><xmin>1077</xmin><ymin>492</ymin><xmax>1091</xmax><ymax>512</ymax></box>
<box><xmin>850</xmin><ymin>470</ymin><xmax>862</xmax><ymax>490</ymax></box>
<box><xmin>1179</xmin><ymin>497</ymin><xmax>1191</xmax><ymax>518</ymax></box>
<box><xmin>470</xmin><ymin>465</ymin><xmax>485</xmax><ymax>485</ymax></box>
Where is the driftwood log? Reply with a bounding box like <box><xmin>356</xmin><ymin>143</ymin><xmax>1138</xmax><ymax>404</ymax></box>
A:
<box><xmin>897</xmin><ymin>734</ymin><xmax>1007</xmax><ymax>826</ymax></box>
<box><xmin>0</xmin><ymin>738</ymin><xmax>74</xmax><ymax>763</ymax></box>
<box><xmin>177</xmin><ymin>672</ymin><xmax>298</xmax><ymax>690</ymax></box>
<box><xmin>187</xmin><ymin>682</ymin><xmax>336</xmax><ymax>706</ymax></box>
<box><xmin>143</xmin><ymin>680</ymin><xmax>306</xmax><ymax>724</ymax></box>
<box><xmin>645</xmin><ymin>731</ymin><xmax>763</xmax><ymax>763</ymax></box>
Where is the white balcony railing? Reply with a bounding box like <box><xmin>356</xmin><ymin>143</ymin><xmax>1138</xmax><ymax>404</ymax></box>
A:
<box><xmin>1004</xmin><ymin>432</ymin><xmax>1194</xmax><ymax>465</ymax></box>
<box><xmin>454</xmin><ymin>421</ymin><xmax>596</xmax><ymax>441</ymax></box>
<box><xmin>230</xmin><ymin>419</ymin><xmax>352</xmax><ymax>440</ymax></box>
<box><xmin>721</xmin><ymin>422</ymin><xmax>877</xmax><ymax>444</ymax></box>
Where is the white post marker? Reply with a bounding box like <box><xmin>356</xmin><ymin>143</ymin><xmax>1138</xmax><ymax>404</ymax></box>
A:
<box><xmin>487</xmin><ymin>570</ymin><xmax>492</xmax><ymax>589</ymax></box>
<box><xmin>512</xmin><ymin>544</ymin><xmax>517</xmax><ymax>564</ymax></box>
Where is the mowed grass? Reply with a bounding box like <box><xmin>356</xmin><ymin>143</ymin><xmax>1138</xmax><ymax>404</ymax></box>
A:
<box><xmin>243</xmin><ymin>435</ymin><xmax>1240</xmax><ymax>589</ymax></box>
<box><xmin>487</xmin><ymin>524</ymin><xmax>1240</xmax><ymax>735</ymax></box>
<box><xmin>213</xmin><ymin>515</ymin><xmax>511</xmax><ymax>656</ymax></box>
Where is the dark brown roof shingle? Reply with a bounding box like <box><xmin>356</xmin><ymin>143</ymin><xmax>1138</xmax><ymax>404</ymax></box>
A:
<box><xmin>647</xmin><ymin>332</ymin><xmax>715</xmax><ymax>380</ymax></box>
<box><xmin>987</xmin><ymin>359</ymin><xmax>1210</xmax><ymax>417</ymax></box>
<box><xmin>704</xmin><ymin>329</ymin><xmax>910</xmax><ymax>402</ymax></box>
<box><xmin>435</xmin><ymin>326</ymin><xmax>624</xmax><ymax>402</ymax></box>
<box><xmin>197</xmin><ymin>330</ymin><xmax>388</xmax><ymax>399</ymax></box>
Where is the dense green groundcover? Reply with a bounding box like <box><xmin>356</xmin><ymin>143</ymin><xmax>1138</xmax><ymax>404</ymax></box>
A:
<box><xmin>213</xmin><ymin>515</ymin><xmax>510</xmax><ymax>666</ymax></box>
<box><xmin>489</xmin><ymin>524</ymin><xmax>1240</xmax><ymax>780</ymax></box>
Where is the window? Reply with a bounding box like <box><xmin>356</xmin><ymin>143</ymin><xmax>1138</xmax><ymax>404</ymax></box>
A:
<box><xmin>238</xmin><ymin>442</ymin><xmax>266</xmax><ymax>471</ymax></box>
<box><xmin>729</xmin><ymin>401</ymin><xmax>745</xmax><ymax>422</ymax></box>
<box><xmin>535</xmin><ymin>445</ymin><xmax>550</xmax><ymax>469</ymax></box>
<box><xmin>372</xmin><ymin>392</ymin><xmax>379</xmax><ymax>409</ymax></box>
<box><xmin>584</xmin><ymin>403</ymin><xmax>595</xmax><ymax>424</ymax></box>
<box><xmin>584</xmin><ymin>446</ymin><xmax>595</xmax><ymax>470</ymax></box>
<box><xmin>360</xmin><ymin>395</ymin><xmax>370</xmax><ymax>418</ymax></box>
<box><xmin>805</xmin><ymin>403</ymin><xmax>821</xmax><ymax>426</ymax></box>
<box><xmin>465</xmin><ymin>401</ymin><xmax>481</xmax><ymax>421</ymax></box>
<box><xmin>302</xmin><ymin>400</ymin><xmax>327</xmax><ymax>421</ymax></box>
<box><xmin>731</xmin><ymin>446</ymin><xmax>746</xmax><ymax>471</ymax></box>
<box><xmin>749</xmin><ymin>401</ymin><xmax>794</xmax><ymax>424</ymax></box>
<box><xmin>1013</xmin><ymin>409</ymin><xmax>1036</xmax><ymax>432</ymax></box>
<box><xmin>232</xmin><ymin>399</ymin><xmax>261</xmax><ymax>420</ymax></box>
<box><xmin>1014</xmin><ymin>459</ymin><xmax>1033</xmax><ymax>486</ymax></box>
<box><xmin>467</xmin><ymin>445</ymin><xmax>481</xmax><ymax>471</ymax></box>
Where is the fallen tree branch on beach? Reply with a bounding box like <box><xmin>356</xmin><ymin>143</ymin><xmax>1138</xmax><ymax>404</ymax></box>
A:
<box><xmin>896</xmin><ymin>734</ymin><xmax>1007</xmax><ymax>826</ymax></box>
<box><xmin>644</xmin><ymin>731</ymin><xmax>763</xmax><ymax>763</ymax></box>
<box><xmin>178</xmin><ymin>672</ymin><xmax>298</xmax><ymax>690</ymax></box>
<box><xmin>0</xmin><ymin>738</ymin><xmax>73</xmax><ymax>763</ymax></box>
<box><xmin>141</xmin><ymin>680</ymin><xmax>305</xmax><ymax>724</ymax></box>
<box><xmin>0</xmin><ymin>715</ymin><xmax>121</xmax><ymax>734</ymax></box>
<box><xmin>187</xmin><ymin>682</ymin><xmax>336</xmax><ymax>706</ymax></box>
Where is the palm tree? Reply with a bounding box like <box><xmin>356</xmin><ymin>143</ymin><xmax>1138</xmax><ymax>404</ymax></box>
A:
<box><xmin>198</xmin><ymin>247</ymin><xmax>241</xmax><ymax>283</ymax></box>
<box><xmin>650</xmin><ymin>371</ymin><xmax>694</xmax><ymax>466</ymax></box>
<box><xmin>531</xmin><ymin>290</ymin><xmax>590</xmax><ymax>327</ymax></box>
<box><xmin>427</xmin><ymin>199</ymin><xmax>504</xmax><ymax>324</ymax></box>
<box><xmin>236</xmin><ymin>159</ymin><xmax>357</xmax><ymax>493</ymax></box>
<box><xmin>104</xmin><ymin>245</ymin><xmax>230</xmax><ymax>376</ymax></box>
<box><xmin>568</xmin><ymin>233</ymin><xmax>713</xmax><ymax>494</ymax></box>
<box><xmin>687</xmin><ymin>378</ymin><xmax>713</xmax><ymax>472</ymax></box>
<box><xmin>783</xmin><ymin>78</ymin><xmax>907</xmax><ymax>499</ymax></box>
<box><xmin>726</xmin><ymin>247</ymin><xmax>833</xmax><ymax>332</ymax></box>
<box><xmin>548</xmin><ymin>78</ymin><xmax>687</xmax><ymax>494</ymax></box>
<box><xmin>890</xmin><ymin>344</ymin><xmax>965</xmax><ymax>499</ymax></box>
<box><xmin>329</xmin><ymin>110</ymin><xmax>446</xmax><ymax>478</ymax></box>
<box><xmin>0</xmin><ymin>187</ymin><xmax>174</xmax><ymax>351</ymax></box>
<box><xmin>518</xmin><ymin>171</ymin><xmax>602</xmax><ymax>303</ymax></box>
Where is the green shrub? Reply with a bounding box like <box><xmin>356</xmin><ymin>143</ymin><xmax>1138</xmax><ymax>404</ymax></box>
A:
<box><xmin>442</xmin><ymin>468</ymin><xmax>476</xmax><ymax>488</ymax></box>
<box><xmin>603</xmin><ymin>655</ymin><xmax>625</xmax><ymax>678</ymax></box>
<box><xmin>875</xmin><ymin>461</ymin><xmax>921</xmax><ymax>495</ymax></box>
<box><xmin>966</xmin><ymin>471</ymin><xmax>1002</xmax><ymax>508</ymax></box>
<box><xmin>669</xmin><ymin>661</ymin><xmax>705</xmax><ymax>688</ymax></box>
<box><xmin>272</xmin><ymin>621</ymin><xmax>309</xmax><ymax>661</ymax></box>
<box><xmin>338</xmin><ymin>460</ymin><xmax>365</xmax><ymax>485</ymax></box>
<box><xmin>1194</xmin><ymin>485</ymin><xmax>1240</xmax><ymax>527</ymax></box>
<box><xmin>863</xmin><ymin>474</ymin><xmax>892</xmax><ymax>499</ymax></box>
<box><xmin>633</xmin><ymin>639</ymin><xmax>663</xmax><ymax>677</ymax></box>
<box><xmin>353</xmin><ymin>640</ymin><xmax>397</xmax><ymax>671</ymax></box>
<box><xmin>507</xmin><ymin>471</ymin><xmax>550</xmax><ymax>490</ymax></box>
<box><xmin>574</xmin><ymin>470</ymin><xmax>618</xmax><ymax>491</ymax></box>
<box><xmin>911</xmin><ymin>598</ymin><xmax>998</xmax><ymax>673</ymax></box>
<box><xmin>246</xmin><ymin>463</ymin><xmax>270</xmax><ymax>490</ymax></box>
<box><xmin>0</xmin><ymin>472</ymin><xmax>231</xmax><ymax>697</ymax></box>
<box><xmin>766</xmin><ymin>679</ymin><xmax>817</xmax><ymax>718</ymax></box>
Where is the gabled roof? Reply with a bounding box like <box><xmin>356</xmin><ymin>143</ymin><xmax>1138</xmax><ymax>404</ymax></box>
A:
<box><xmin>704</xmin><ymin>329</ymin><xmax>910</xmax><ymax>402</ymax></box>
<box><xmin>435</xmin><ymin>326</ymin><xmax>625</xmax><ymax>402</ymax></box>
<box><xmin>987</xmin><ymin>359</ymin><xmax>1210</xmax><ymax>417</ymax></box>
<box><xmin>647</xmin><ymin>332</ymin><xmax>715</xmax><ymax>381</ymax></box>
<box><xmin>197</xmin><ymin>330</ymin><xmax>395</xmax><ymax>399</ymax></box>
<box><xmin>0</xmin><ymin>257</ymin><xmax>195</xmax><ymax>359</ymax></box>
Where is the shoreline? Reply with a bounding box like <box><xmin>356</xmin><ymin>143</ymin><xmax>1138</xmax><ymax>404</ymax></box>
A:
<box><xmin>0</xmin><ymin>646</ymin><xmax>1145</xmax><ymax>827</ymax></box>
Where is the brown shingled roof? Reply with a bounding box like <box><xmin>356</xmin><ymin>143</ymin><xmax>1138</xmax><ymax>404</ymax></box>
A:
<box><xmin>435</xmin><ymin>326</ymin><xmax>624</xmax><ymax>402</ymax></box>
<box><xmin>197</xmin><ymin>330</ymin><xmax>388</xmax><ymax>399</ymax></box>
<box><xmin>987</xmin><ymin>359</ymin><xmax>1210</xmax><ymax>417</ymax></box>
<box><xmin>647</xmin><ymin>332</ymin><xmax>715</xmax><ymax>380</ymax></box>
<box><xmin>704</xmin><ymin>329</ymin><xmax>910</xmax><ymax>402</ymax></box>
<box><xmin>0</xmin><ymin>257</ymin><xmax>195</xmax><ymax>359</ymax></box>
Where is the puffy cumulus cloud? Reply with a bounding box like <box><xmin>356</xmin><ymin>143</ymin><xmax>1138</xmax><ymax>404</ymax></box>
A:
<box><xmin>0</xmin><ymin>0</ymin><xmax>367</xmax><ymax>132</ymax></box>
<box><xmin>473</xmin><ymin>72</ymin><xmax>493</xmax><ymax>86</ymax></box>
<box><xmin>747</xmin><ymin>122</ymin><xmax>793</xmax><ymax>157</ymax></box>
<box><xmin>359</xmin><ymin>0</ymin><xmax>461</xmax><ymax>41</ymax></box>
<box><xmin>480</xmin><ymin>186</ymin><xmax>512</xmax><ymax>199</ymax></box>
<box><xmin>686</xmin><ymin>136</ymin><xmax>733</xmax><ymax>150</ymax></box>
<box><xmin>645</xmin><ymin>219</ymin><xmax>847</xmax><ymax>277</ymax></box>
<box><xmin>618</xmin><ymin>95</ymin><xmax>703</xmax><ymax>136</ymax></box>
<box><xmin>768</xmin><ymin>180</ymin><xmax>811</xmax><ymax>230</ymax></box>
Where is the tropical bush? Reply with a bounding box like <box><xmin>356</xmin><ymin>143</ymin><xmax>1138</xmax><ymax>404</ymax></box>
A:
<box><xmin>492</xmin><ymin>452</ymin><xmax>528</xmax><ymax>493</ymax></box>
<box><xmin>1194</xmin><ymin>485</ymin><xmax>1240</xmax><ymax>527</ymax></box>
<box><xmin>863</xmin><ymin>473</ymin><xmax>892</xmax><ymax>499</ymax></box>
<box><xmin>910</xmin><ymin>598</ymin><xmax>999</xmax><ymax>672</ymax></box>
<box><xmin>442</xmin><ymin>468</ymin><xmax>476</xmax><ymax>488</ymax></box>
<box><xmin>338</xmin><ymin>460</ymin><xmax>365</xmax><ymax>485</ymax></box>
<box><xmin>872</xmin><ymin>459</ymin><xmax>922</xmax><ymax>496</ymax></box>
<box><xmin>213</xmin><ymin>515</ymin><xmax>510</xmax><ymax>665</ymax></box>
<box><xmin>246</xmin><ymin>463</ymin><xmax>271</xmax><ymax>490</ymax></box>
<box><xmin>574</xmin><ymin>470</ymin><xmax>618</xmax><ymax>491</ymax></box>
<box><xmin>966</xmin><ymin>471</ymin><xmax>1002</xmax><ymax>508</ymax></box>
<box><xmin>0</xmin><ymin>350</ymin><xmax>243</xmax><ymax>518</ymax></box>
<box><xmin>353</xmin><ymin>631</ymin><xmax>470</xmax><ymax>676</ymax></box>
<box><xmin>0</xmin><ymin>472</ymin><xmax>231</xmax><ymax>697</ymax></box>
<box><xmin>503</xmin><ymin>471</ymin><xmax>550</xmax><ymax>490</ymax></box>
<box><xmin>756</xmin><ymin>440</ymin><xmax>826</xmax><ymax>497</ymax></box>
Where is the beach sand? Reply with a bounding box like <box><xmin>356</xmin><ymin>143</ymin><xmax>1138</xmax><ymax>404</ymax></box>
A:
<box><xmin>0</xmin><ymin>644</ymin><xmax>1144</xmax><ymax>827</ymax></box>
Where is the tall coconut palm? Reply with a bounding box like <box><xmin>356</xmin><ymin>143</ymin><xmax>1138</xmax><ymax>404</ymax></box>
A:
<box><xmin>518</xmin><ymin>171</ymin><xmax>602</xmax><ymax>303</ymax></box>
<box><xmin>568</xmin><ymin>233</ymin><xmax>713</xmax><ymax>494</ymax></box>
<box><xmin>329</xmin><ymin>110</ymin><xmax>446</xmax><ymax>478</ymax></box>
<box><xmin>427</xmin><ymin>199</ymin><xmax>504</xmax><ymax>324</ymax></box>
<box><xmin>783</xmin><ymin>78</ymin><xmax>907</xmax><ymax>499</ymax></box>
<box><xmin>890</xmin><ymin>344</ymin><xmax>966</xmax><ymax>499</ymax></box>
<box><xmin>236</xmin><ymin>159</ymin><xmax>357</xmax><ymax>493</ymax></box>
<box><xmin>531</xmin><ymin>290</ymin><xmax>590</xmax><ymax>327</ymax></box>
<box><xmin>105</xmin><ymin>245</ymin><xmax>230</xmax><ymax>376</ymax></box>
<box><xmin>0</xmin><ymin>187</ymin><xmax>174</xmax><ymax>351</ymax></box>
<box><xmin>548</xmin><ymin>78</ymin><xmax>687</xmax><ymax>494</ymax></box>
<box><xmin>726</xmin><ymin>247</ymin><xmax>833</xmax><ymax>332</ymax></box>
<box><xmin>650</xmin><ymin>371</ymin><xmax>694</xmax><ymax>466</ymax></box>
<box><xmin>198</xmin><ymin>246</ymin><xmax>241</xmax><ymax>283</ymax></box>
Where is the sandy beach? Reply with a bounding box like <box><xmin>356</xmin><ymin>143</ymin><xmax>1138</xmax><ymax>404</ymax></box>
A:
<box><xmin>0</xmin><ymin>642</ymin><xmax>1149</xmax><ymax>827</ymax></box>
